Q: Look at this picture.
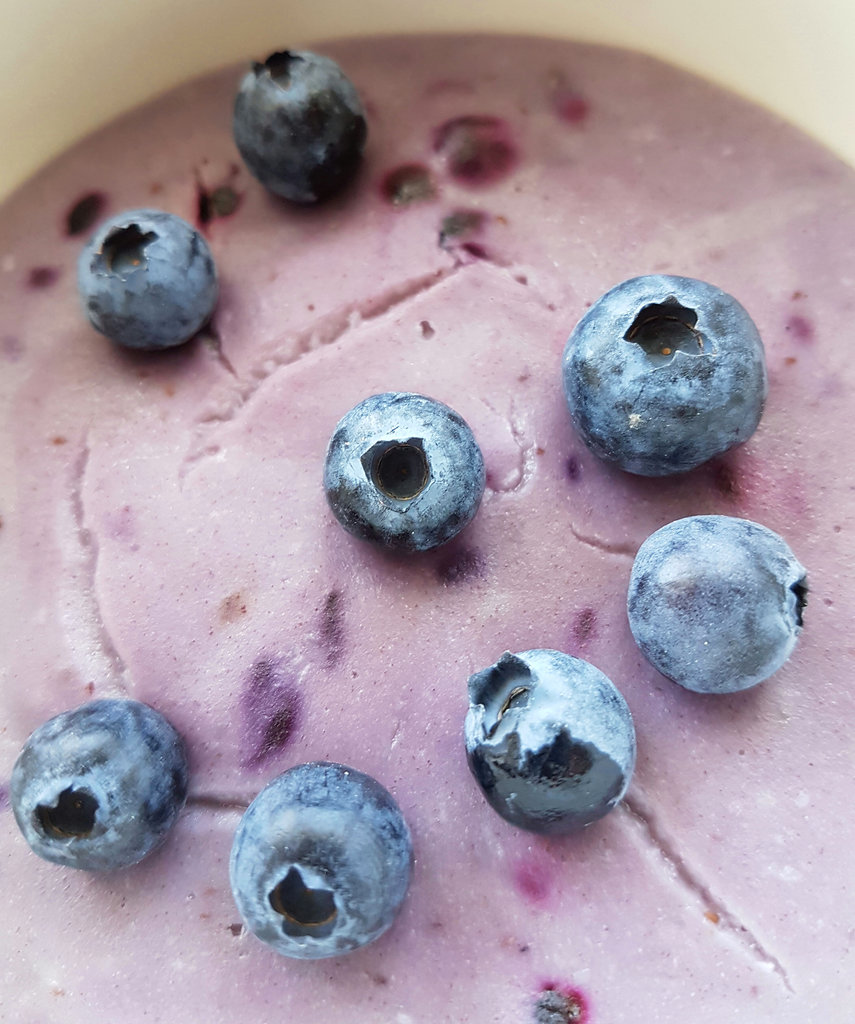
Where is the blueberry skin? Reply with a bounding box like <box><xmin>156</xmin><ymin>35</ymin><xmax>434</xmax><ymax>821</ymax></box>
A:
<box><xmin>562</xmin><ymin>275</ymin><xmax>768</xmax><ymax>475</ymax></box>
<box><xmin>233</xmin><ymin>51</ymin><xmax>367</xmax><ymax>203</ymax></box>
<box><xmin>464</xmin><ymin>650</ymin><xmax>636</xmax><ymax>834</ymax></box>
<box><xmin>229</xmin><ymin>762</ymin><xmax>412</xmax><ymax>960</ymax></box>
<box><xmin>324</xmin><ymin>392</ymin><xmax>486</xmax><ymax>552</ymax></box>
<box><xmin>10</xmin><ymin>699</ymin><xmax>188</xmax><ymax>871</ymax></box>
<box><xmin>78</xmin><ymin>209</ymin><xmax>218</xmax><ymax>350</ymax></box>
<box><xmin>628</xmin><ymin>515</ymin><xmax>807</xmax><ymax>693</ymax></box>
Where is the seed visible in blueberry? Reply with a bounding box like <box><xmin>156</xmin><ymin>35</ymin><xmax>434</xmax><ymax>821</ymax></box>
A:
<box><xmin>10</xmin><ymin>699</ymin><xmax>188</xmax><ymax>870</ymax></box>
<box><xmin>233</xmin><ymin>50</ymin><xmax>367</xmax><ymax>203</ymax></box>
<box><xmin>562</xmin><ymin>275</ymin><xmax>768</xmax><ymax>475</ymax></box>
<box><xmin>77</xmin><ymin>208</ymin><xmax>218</xmax><ymax>350</ymax></box>
<box><xmin>464</xmin><ymin>650</ymin><xmax>636</xmax><ymax>834</ymax></box>
<box><xmin>627</xmin><ymin>515</ymin><xmax>807</xmax><ymax>693</ymax></box>
<box><xmin>229</xmin><ymin>762</ymin><xmax>412</xmax><ymax>959</ymax></box>
<box><xmin>324</xmin><ymin>392</ymin><xmax>486</xmax><ymax>552</ymax></box>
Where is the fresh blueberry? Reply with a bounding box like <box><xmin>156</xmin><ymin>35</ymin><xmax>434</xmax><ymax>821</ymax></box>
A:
<box><xmin>464</xmin><ymin>650</ymin><xmax>636</xmax><ymax>834</ymax></box>
<box><xmin>627</xmin><ymin>515</ymin><xmax>807</xmax><ymax>693</ymax></box>
<box><xmin>233</xmin><ymin>51</ymin><xmax>367</xmax><ymax>203</ymax></box>
<box><xmin>10</xmin><ymin>699</ymin><xmax>188</xmax><ymax>871</ymax></box>
<box><xmin>229</xmin><ymin>762</ymin><xmax>412</xmax><ymax>959</ymax></box>
<box><xmin>562</xmin><ymin>275</ymin><xmax>768</xmax><ymax>475</ymax></box>
<box><xmin>324</xmin><ymin>392</ymin><xmax>486</xmax><ymax>552</ymax></box>
<box><xmin>78</xmin><ymin>209</ymin><xmax>218</xmax><ymax>350</ymax></box>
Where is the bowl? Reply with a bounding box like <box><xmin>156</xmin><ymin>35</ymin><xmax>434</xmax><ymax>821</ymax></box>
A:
<box><xmin>1</xmin><ymin>0</ymin><xmax>853</xmax><ymax>201</ymax></box>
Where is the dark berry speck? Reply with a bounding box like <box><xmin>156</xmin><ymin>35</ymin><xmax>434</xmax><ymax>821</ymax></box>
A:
<box><xmin>197</xmin><ymin>183</ymin><xmax>242</xmax><ymax>226</ymax></box>
<box><xmin>27</xmin><ymin>266</ymin><xmax>61</xmax><ymax>289</ymax></box>
<box><xmin>381</xmin><ymin>164</ymin><xmax>436</xmax><ymax>206</ymax></box>
<box><xmin>65</xmin><ymin>192</ymin><xmax>106</xmax><ymax>236</ymax></box>
<box><xmin>433</xmin><ymin>116</ymin><xmax>517</xmax><ymax>187</ymax></box>
<box><xmin>534</xmin><ymin>986</ymin><xmax>588</xmax><ymax>1023</ymax></box>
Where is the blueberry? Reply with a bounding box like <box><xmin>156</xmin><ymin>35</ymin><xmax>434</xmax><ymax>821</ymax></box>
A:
<box><xmin>10</xmin><ymin>699</ymin><xmax>188</xmax><ymax>870</ymax></box>
<box><xmin>229</xmin><ymin>762</ymin><xmax>412</xmax><ymax>959</ymax></box>
<box><xmin>464</xmin><ymin>650</ymin><xmax>636</xmax><ymax>834</ymax></box>
<box><xmin>627</xmin><ymin>515</ymin><xmax>807</xmax><ymax>693</ymax></box>
<box><xmin>324</xmin><ymin>392</ymin><xmax>486</xmax><ymax>552</ymax></box>
<box><xmin>562</xmin><ymin>275</ymin><xmax>768</xmax><ymax>475</ymax></box>
<box><xmin>78</xmin><ymin>209</ymin><xmax>218</xmax><ymax>350</ymax></box>
<box><xmin>233</xmin><ymin>51</ymin><xmax>367</xmax><ymax>203</ymax></box>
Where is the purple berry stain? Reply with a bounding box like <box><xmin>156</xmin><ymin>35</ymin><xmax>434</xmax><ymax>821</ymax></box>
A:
<box><xmin>785</xmin><ymin>314</ymin><xmax>814</xmax><ymax>344</ymax></box>
<box><xmin>439</xmin><ymin>209</ymin><xmax>486</xmax><ymax>245</ymax></box>
<box><xmin>513</xmin><ymin>856</ymin><xmax>553</xmax><ymax>906</ymax></box>
<box><xmin>319</xmin><ymin>590</ymin><xmax>346</xmax><ymax>667</ymax></box>
<box><xmin>707</xmin><ymin>457</ymin><xmax>742</xmax><ymax>500</ymax></box>
<box><xmin>2</xmin><ymin>335</ymin><xmax>24</xmax><ymax>362</ymax></box>
<box><xmin>65</xmin><ymin>192</ymin><xmax>106</xmax><ymax>236</ymax></box>
<box><xmin>435</xmin><ymin>546</ymin><xmax>485</xmax><ymax>585</ymax></box>
<box><xmin>381</xmin><ymin>164</ymin><xmax>437</xmax><ymax>206</ymax></box>
<box><xmin>433</xmin><ymin>116</ymin><xmax>517</xmax><ymax>187</ymax></box>
<box><xmin>240</xmin><ymin>657</ymin><xmax>302</xmax><ymax>769</ymax></box>
<box><xmin>554</xmin><ymin>90</ymin><xmax>590</xmax><ymax>125</ymax></box>
<box><xmin>27</xmin><ymin>266</ymin><xmax>61</xmax><ymax>289</ymax></box>
<box><xmin>566</xmin><ymin>455</ymin><xmax>581</xmax><ymax>481</ymax></box>
<box><xmin>0</xmin><ymin>784</ymin><xmax>9</xmax><ymax>812</ymax></box>
<box><xmin>534</xmin><ymin>984</ymin><xmax>589</xmax><ymax>1023</ymax></box>
<box><xmin>461</xmin><ymin>241</ymin><xmax>488</xmax><ymax>261</ymax></box>
<box><xmin>571</xmin><ymin>607</ymin><xmax>597</xmax><ymax>648</ymax></box>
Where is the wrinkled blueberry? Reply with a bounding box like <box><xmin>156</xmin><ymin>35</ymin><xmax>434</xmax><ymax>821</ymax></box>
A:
<box><xmin>229</xmin><ymin>762</ymin><xmax>412</xmax><ymax>959</ymax></box>
<box><xmin>464</xmin><ymin>650</ymin><xmax>636</xmax><ymax>834</ymax></box>
<box><xmin>562</xmin><ymin>275</ymin><xmax>768</xmax><ymax>475</ymax></box>
<box><xmin>628</xmin><ymin>515</ymin><xmax>807</xmax><ymax>693</ymax></box>
<box><xmin>324</xmin><ymin>392</ymin><xmax>486</xmax><ymax>552</ymax></box>
<box><xmin>233</xmin><ymin>51</ymin><xmax>366</xmax><ymax>203</ymax></box>
<box><xmin>78</xmin><ymin>209</ymin><xmax>218</xmax><ymax>350</ymax></box>
<box><xmin>11</xmin><ymin>699</ymin><xmax>188</xmax><ymax>870</ymax></box>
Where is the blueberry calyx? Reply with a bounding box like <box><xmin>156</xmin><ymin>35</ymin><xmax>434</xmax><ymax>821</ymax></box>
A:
<box><xmin>362</xmin><ymin>438</ymin><xmax>430</xmax><ymax>501</ymax></box>
<box><xmin>269</xmin><ymin>866</ymin><xmax>338</xmax><ymax>937</ymax></box>
<box><xmin>623</xmin><ymin>296</ymin><xmax>708</xmax><ymax>364</ymax></box>
<box><xmin>36</xmin><ymin>787</ymin><xmax>99</xmax><ymax>838</ymax></box>
<box><xmin>99</xmin><ymin>223</ymin><xmax>157</xmax><ymax>277</ymax></box>
<box><xmin>256</xmin><ymin>50</ymin><xmax>300</xmax><ymax>85</ymax></box>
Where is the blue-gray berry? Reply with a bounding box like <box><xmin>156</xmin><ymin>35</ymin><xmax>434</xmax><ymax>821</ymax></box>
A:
<box><xmin>464</xmin><ymin>650</ymin><xmax>636</xmax><ymax>834</ymax></box>
<box><xmin>10</xmin><ymin>699</ymin><xmax>188</xmax><ymax>871</ymax></box>
<box><xmin>324</xmin><ymin>392</ymin><xmax>486</xmax><ymax>552</ymax></box>
<box><xmin>233</xmin><ymin>51</ymin><xmax>367</xmax><ymax>203</ymax></box>
<box><xmin>78</xmin><ymin>209</ymin><xmax>218</xmax><ymax>350</ymax></box>
<box><xmin>229</xmin><ymin>762</ymin><xmax>412</xmax><ymax>959</ymax></box>
<box><xmin>627</xmin><ymin>515</ymin><xmax>807</xmax><ymax>693</ymax></box>
<box><xmin>562</xmin><ymin>275</ymin><xmax>768</xmax><ymax>475</ymax></box>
